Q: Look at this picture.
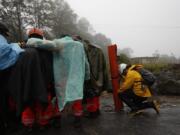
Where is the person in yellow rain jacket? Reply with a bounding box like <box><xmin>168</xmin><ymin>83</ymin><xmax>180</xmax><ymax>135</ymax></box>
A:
<box><xmin>118</xmin><ymin>63</ymin><xmax>159</xmax><ymax>115</ymax></box>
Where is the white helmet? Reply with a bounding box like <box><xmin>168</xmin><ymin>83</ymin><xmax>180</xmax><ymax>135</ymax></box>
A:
<box><xmin>119</xmin><ymin>63</ymin><xmax>127</xmax><ymax>74</ymax></box>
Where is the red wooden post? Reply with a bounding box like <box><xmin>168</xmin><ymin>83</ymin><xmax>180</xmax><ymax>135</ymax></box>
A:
<box><xmin>108</xmin><ymin>44</ymin><xmax>123</xmax><ymax>111</ymax></box>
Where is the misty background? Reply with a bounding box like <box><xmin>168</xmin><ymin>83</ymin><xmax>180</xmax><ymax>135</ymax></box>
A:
<box><xmin>0</xmin><ymin>0</ymin><xmax>180</xmax><ymax>61</ymax></box>
<box><xmin>66</xmin><ymin>0</ymin><xmax>180</xmax><ymax>58</ymax></box>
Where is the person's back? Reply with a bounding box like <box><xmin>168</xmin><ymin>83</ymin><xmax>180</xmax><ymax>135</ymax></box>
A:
<box><xmin>124</xmin><ymin>65</ymin><xmax>152</xmax><ymax>97</ymax></box>
<box><xmin>0</xmin><ymin>23</ymin><xmax>48</xmax><ymax>115</ymax></box>
<box><xmin>0</xmin><ymin>22</ymin><xmax>25</xmax><ymax>133</ymax></box>
<box><xmin>0</xmin><ymin>23</ymin><xmax>24</xmax><ymax>70</ymax></box>
<box><xmin>118</xmin><ymin>63</ymin><xmax>160</xmax><ymax>115</ymax></box>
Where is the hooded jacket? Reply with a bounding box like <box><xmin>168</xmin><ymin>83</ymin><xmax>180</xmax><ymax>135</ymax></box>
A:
<box><xmin>119</xmin><ymin>65</ymin><xmax>152</xmax><ymax>97</ymax></box>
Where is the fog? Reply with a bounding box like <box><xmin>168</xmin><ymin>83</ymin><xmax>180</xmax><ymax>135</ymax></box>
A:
<box><xmin>66</xmin><ymin>0</ymin><xmax>180</xmax><ymax>57</ymax></box>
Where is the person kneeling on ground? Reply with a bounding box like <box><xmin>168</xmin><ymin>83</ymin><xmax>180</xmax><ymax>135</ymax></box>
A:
<box><xmin>118</xmin><ymin>63</ymin><xmax>160</xmax><ymax>115</ymax></box>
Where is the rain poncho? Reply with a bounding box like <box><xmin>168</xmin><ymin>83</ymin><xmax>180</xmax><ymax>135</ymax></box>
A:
<box><xmin>119</xmin><ymin>65</ymin><xmax>152</xmax><ymax>97</ymax></box>
<box><xmin>0</xmin><ymin>34</ymin><xmax>24</xmax><ymax>70</ymax></box>
<box><xmin>27</xmin><ymin>37</ymin><xmax>90</xmax><ymax>110</ymax></box>
<box><xmin>84</xmin><ymin>43</ymin><xmax>109</xmax><ymax>91</ymax></box>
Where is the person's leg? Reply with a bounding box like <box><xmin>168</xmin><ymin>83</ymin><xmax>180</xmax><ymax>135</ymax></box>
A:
<box><xmin>72</xmin><ymin>100</ymin><xmax>83</xmax><ymax>128</ymax></box>
<box><xmin>51</xmin><ymin>100</ymin><xmax>61</xmax><ymax>128</ymax></box>
<box><xmin>118</xmin><ymin>89</ymin><xmax>139</xmax><ymax>111</ymax></box>
<box><xmin>85</xmin><ymin>96</ymin><xmax>100</xmax><ymax>118</ymax></box>
<box><xmin>0</xmin><ymin>107</ymin><xmax>5</xmax><ymax>135</ymax></box>
<box><xmin>36</xmin><ymin>94</ymin><xmax>61</xmax><ymax>130</ymax></box>
<box><xmin>0</xmin><ymin>69</ymin><xmax>13</xmax><ymax>133</ymax></box>
<box><xmin>35</xmin><ymin>103</ymin><xmax>49</xmax><ymax>130</ymax></box>
<box><xmin>1</xmin><ymin>67</ymin><xmax>25</xmax><ymax>133</ymax></box>
<box><xmin>132</xmin><ymin>95</ymin><xmax>160</xmax><ymax>114</ymax></box>
<box><xmin>0</xmin><ymin>91</ymin><xmax>9</xmax><ymax>129</ymax></box>
<box><xmin>21</xmin><ymin>107</ymin><xmax>35</xmax><ymax>131</ymax></box>
<box><xmin>8</xmin><ymin>48</ymin><xmax>48</xmax><ymax>116</ymax></box>
<box><xmin>134</xmin><ymin>96</ymin><xmax>153</xmax><ymax>109</ymax></box>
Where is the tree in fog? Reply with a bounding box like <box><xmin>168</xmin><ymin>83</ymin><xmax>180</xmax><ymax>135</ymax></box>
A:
<box><xmin>0</xmin><ymin>0</ymin><xmax>28</xmax><ymax>41</ymax></box>
<box><xmin>26</xmin><ymin>0</ymin><xmax>55</xmax><ymax>29</ymax></box>
<box><xmin>152</xmin><ymin>50</ymin><xmax>179</xmax><ymax>64</ymax></box>
<box><xmin>116</xmin><ymin>47</ymin><xmax>133</xmax><ymax>64</ymax></box>
<box><xmin>0</xmin><ymin>0</ymin><xmax>55</xmax><ymax>40</ymax></box>
<box><xmin>0</xmin><ymin>0</ymin><xmax>112</xmax><ymax>44</ymax></box>
<box><xmin>159</xmin><ymin>54</ymin><xmax>178</xmax><ymax>64</ymax></box>
<box><xmin>152</xmin><ymin>50</ymin><xmax>160</xmax><ymax>58</ymax></box>
<box><xmin>117</xmin><ymin>53</ymin><xmax>131</xmax><ymax>64</ymax></box>
<box><xmin>93</xmin><ymin>33</ymin><xmax>111</xmax><ymax>46</ymax></box>
<box><xmin>77</xmin><ymin>17</ymin><xmax>90</xmax><ymax>33</ymax></box>
<box><xmin>75</xmin><ymin>17</ymin><xmax>94</xmax><ymax>42</ymax></box>
<box><xmin>51</xmin><ymin>0</ymin><xmax>78</xmax><ymax>37</ymax></box>
<box><xmin>117</xmin><ymin>47</ymin><xmax>133</xmax><ymax>58</ymax></box>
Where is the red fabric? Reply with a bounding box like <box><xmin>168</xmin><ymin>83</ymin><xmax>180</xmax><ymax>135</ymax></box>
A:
<box><xmin>86</xmin><ymin>96</ymin><xmax>100</xmax><ymax>112</ymax></box>
<box><xmin>35</xmin><ymin>103</ymin><xmax>50</xmax><ymax>126</ymax></box>
<box><xmin>35</xmin><ymin>94</ymin><xmax>54</xmax><ymax>126</ymax></box>
<box><xmin>21</xmin><ymin>107</ymin><xmax>35</xmax><ymax>127</ymax></box>
<box><xmin>72</xmin><ymin>100</ymin><xmax>83</xmax><ymax>116</ymax></box>
<box><xmin>35</xmin><ymin>95</ymin><xmax>61</xmax><ymax>125</ymax></box>
<box><xmin>21</xmin><ymin>94</ymin><xmax>55</xmax><ymax>126</ymax></box>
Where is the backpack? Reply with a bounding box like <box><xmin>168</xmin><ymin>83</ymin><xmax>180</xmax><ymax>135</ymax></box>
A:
<box><xmin>135</xmin><ymin>68</ymin><xmax>156</xmax><ymax>86</ymax></box>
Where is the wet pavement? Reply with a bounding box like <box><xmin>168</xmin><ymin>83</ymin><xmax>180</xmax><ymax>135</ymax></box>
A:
<box><xmin>7</xmin><ymin>94</ymin><xmax>180</xmax><ymax>135</ymax></box>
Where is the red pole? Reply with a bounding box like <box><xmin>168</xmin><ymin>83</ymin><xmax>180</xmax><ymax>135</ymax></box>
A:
<box><xmin>108</xmin><ymin>44</ymin><xmax>123</xmax><ymax>111</ymax></box>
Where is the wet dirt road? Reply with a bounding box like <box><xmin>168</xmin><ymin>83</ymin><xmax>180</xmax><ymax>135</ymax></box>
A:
<box><xmin>9</xmin><ymin>95</ymin><xmax>180</xmax><ymax>135</ymax></box>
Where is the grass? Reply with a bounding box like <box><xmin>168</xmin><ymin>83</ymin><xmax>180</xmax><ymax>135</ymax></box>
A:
<box><xmin>143</xmin><ymin>63</ymin><xmax>169</xmax><ymax>73</ymax></box>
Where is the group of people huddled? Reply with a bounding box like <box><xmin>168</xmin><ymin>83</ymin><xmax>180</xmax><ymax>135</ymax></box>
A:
<box><xmin>0</xmin><ymin>22</ymin><xmax>160</xmax><ymax>134</ymax></box>
<box><xmin>0</xmin><ymin>22</ymin><xmax>108</xmax><ymax>134</ymax></box>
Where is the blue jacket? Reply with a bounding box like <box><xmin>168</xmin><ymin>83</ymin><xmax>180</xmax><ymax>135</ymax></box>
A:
<box><xmin>0</xmin><ymin>34</ymin><xmax>24</xmax><ymax>70</ymax></box>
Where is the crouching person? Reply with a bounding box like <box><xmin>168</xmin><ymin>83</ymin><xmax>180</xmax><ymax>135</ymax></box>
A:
<box><xmin>118</xmin><ymin>63</ymin><xmax>160</xmax><ymax>116</ymax></box>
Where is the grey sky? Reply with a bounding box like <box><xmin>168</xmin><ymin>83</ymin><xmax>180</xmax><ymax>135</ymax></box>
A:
<box><xmin>66</xmin><ymin>0</ymin><xmax>180</xmax><ymax>57</ymax></box>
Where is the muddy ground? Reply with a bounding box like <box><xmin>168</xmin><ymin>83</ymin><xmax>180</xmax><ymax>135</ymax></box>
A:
<box><xmin>6</xmin><ymin>93</ymin><xmax>180</xmax><ymax>135</ymax></box>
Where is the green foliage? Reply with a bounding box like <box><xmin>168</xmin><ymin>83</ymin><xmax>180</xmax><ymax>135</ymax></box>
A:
<box><xmin>117</xmin><ymin>48</ymin><xmax>133</xmax><ymax>58</ymax></box>
<box><xmin>143</xmin><ymin>63</ymin><xmax>169</xmax><ymax>73</ymax></box>
<box><xmin>0</xmin><ymin>0</ymin><xmax>112</xmax><ymax>46</ymax></box>
<box><xmin>117</xmin><ymin>53</ymin><xmax>131</xmax><ymax>64</ymax></box>
<box><xmin>0</xmin><ymin>0</ymin><xmax>27</xmax><ymax>41</ymax></box>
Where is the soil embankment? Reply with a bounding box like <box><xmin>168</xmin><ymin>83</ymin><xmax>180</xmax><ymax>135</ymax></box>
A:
<box><xmin>154</xmin><ymin>64</ymin><xmax>180</xmax><ymax>95</ymax></box>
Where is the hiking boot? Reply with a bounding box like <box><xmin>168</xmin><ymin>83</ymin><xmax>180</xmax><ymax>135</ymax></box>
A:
<box><xmin>153</xmin><ymin>100</ymin><xmax>160</xmax><ymax>114</ymax></box>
